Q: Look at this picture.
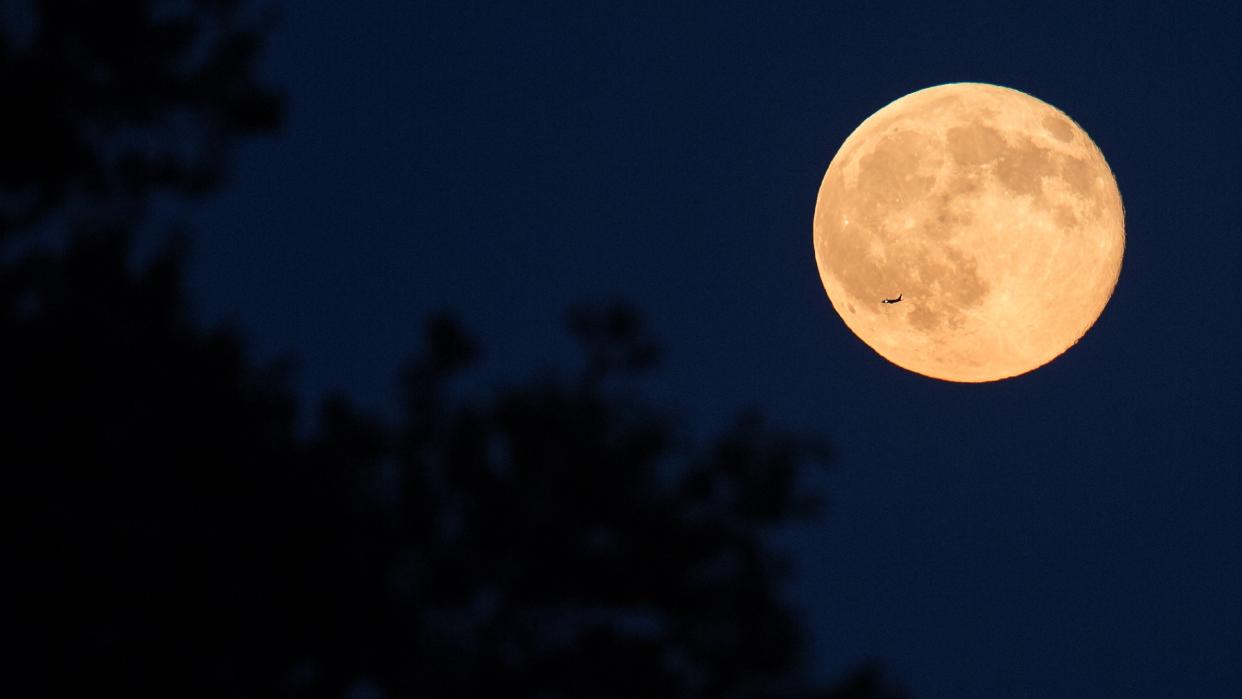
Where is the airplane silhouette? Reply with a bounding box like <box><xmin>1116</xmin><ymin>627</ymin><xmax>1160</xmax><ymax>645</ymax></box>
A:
<box><xmin>881</xmin><ymin>294</ymin><xmax>902</xmax><ymax>304</ymax></box>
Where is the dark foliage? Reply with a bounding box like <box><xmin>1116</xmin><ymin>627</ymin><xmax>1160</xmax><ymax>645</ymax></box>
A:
<box><xmin>2</xmin><ymin>3</ymin><xmax>907</xmax><ymax>697</ymax></box>
<box><xmin>0</xmin><ymin>0</ymin><xmax>281</xmax><ymax>237</ymax></box>
<box><xmin>5</xmin><ymin>239</ymin><xmax>907</xmax><ymax>697</ymax></box>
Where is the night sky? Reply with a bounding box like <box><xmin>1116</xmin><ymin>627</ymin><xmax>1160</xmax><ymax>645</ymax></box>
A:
<box><xmin>177</xmin><ymin>2</ymin><xmax>1241</xmax><ymax>695</ymax></box>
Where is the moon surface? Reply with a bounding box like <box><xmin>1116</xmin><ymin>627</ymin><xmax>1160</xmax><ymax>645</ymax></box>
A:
<box><xmin>813</xmin><ymin>83</ymin><xmax>1124</xmax><ymax>382</ymax></box>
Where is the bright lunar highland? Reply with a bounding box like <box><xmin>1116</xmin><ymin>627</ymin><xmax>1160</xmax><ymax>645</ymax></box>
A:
<box><xmin>813</xmin><ymin>83</ymin><xmax>1124</xmax><ymax>382</ymax></box>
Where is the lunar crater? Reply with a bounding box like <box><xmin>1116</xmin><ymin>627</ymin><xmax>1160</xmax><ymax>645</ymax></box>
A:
<box><xmin>1042</xmin><ymin>115</ymin><xmax>1074</xmax><ymax>142</ymax></box>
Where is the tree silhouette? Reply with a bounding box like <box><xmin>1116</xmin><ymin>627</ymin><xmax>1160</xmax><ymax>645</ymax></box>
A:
<box><xmin>0</xmin><ymin>0</ymin><xmax>281</xmax><ymax>237</ymax></box>
<box><xmin>2</xmin><ymin>3</ymin><xmax>907</xmax><ymax>697</ymax></box>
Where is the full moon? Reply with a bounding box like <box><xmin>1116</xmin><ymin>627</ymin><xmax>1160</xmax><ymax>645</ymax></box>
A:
<box><xmin>813</xmin><ymin>83</ymin><xmax>1124</xmax><ymax>382</ymax></box>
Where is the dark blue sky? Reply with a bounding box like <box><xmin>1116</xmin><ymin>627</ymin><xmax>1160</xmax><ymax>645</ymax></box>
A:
<box><xmin>181</xmin><ymin>2</ymin><xmax>1241</xmax><ymax>695</ymax></box>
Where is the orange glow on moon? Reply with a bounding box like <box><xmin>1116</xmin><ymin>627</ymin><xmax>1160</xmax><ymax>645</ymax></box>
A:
<box><xmin>813</xmin><ymin>83</ymin><xmax>1124</xmax><ymax>382</ymax></box>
